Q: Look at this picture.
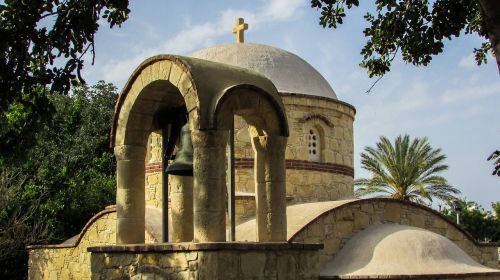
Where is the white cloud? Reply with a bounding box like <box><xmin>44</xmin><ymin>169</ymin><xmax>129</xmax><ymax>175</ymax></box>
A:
<box><xmin>262</xmin><ymin>0</ymin><xmax>305</xmax><ymax>20</ymax></box>
<box><xmin>458</xmin><ymin>53</ymin><xmax>477</xmax><ymax>70</ymax></box>
<box><xmin>96</xmin><ymin>0</ymin><xmax>305</xmax><ymax>87</ymax></box>
<box><xmin>440</xmin><ymin>82</ymin><xmax>500</xmax><ymax>104</ymax></box>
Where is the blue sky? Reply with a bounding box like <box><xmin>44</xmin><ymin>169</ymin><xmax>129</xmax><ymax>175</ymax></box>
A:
<box><xmin>83</xmin><ymin>0</ymin><xmax>499</xmax><ymax>210</ymax></box>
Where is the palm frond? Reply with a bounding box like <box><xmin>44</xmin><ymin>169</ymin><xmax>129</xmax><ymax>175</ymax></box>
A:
<box><xmin>355</xmin><ymin>134</ymin><xmax>457</xmax><ymax>205</ymax></box>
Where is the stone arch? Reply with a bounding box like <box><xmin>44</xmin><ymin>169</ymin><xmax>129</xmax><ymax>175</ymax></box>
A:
<box><xmin>214</xmin><ymin>84</ymin><xmax>288</xmax><ymax>137</ymax></box>
<box><xmin>213</xmin><ymin>84</ymin><xmax>289</xmax><ymax>242</ymax></box>
<box><xmin>305</xmin><ymin>123</ymin><xmax>325</xmax><ymax>162</ymax></box>
<box><xmin>111</xmin><ymin>55</ymin><xmax>290</xmax><ymax>244</ymax></box>
<box><xmin>111</xmin><ymin>56</ymin><xmax>200</xmax><ymax>148</ymax></box>
<box><xmin>111</xmin><ymin>56</ymin><xmax>200</xmax><ymax>245</ymax></box>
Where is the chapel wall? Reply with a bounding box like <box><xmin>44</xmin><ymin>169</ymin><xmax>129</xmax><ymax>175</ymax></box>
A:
<box><xmin>143</xmin><ymin>94</ymin><xmax>356</xmax><ymax>221</ymax></box>
<box><xmin>289</xmin><ymin>199</ymin><xmax>499</xmax><ymax>270</ymax></box>
<box><xmin>27</xmin><ymin>208</ymin><xmax>161</xmax><ymax>280</ymax></box>
<box><xmin>28</xmin><ymin>211</ymin><xmax>117</xmax><ymax>280</ymax></box>
<box><xmin>88</xmin><ymin>244</ymin><xmax>321</xmax><ymax>280</ymax></box>
<box><xmin>232</xmin><ymin>94</ymin><xmax>355</xmax><ymax>203</ymax></box>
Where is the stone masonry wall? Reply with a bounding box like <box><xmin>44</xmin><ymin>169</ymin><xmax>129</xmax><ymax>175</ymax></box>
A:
<box><xmin>28</xmin><ymin>210</ymin><xmax>117</xmax><ymax>280</ymax></box>
<box><xmin>88</xmin><ymin>243</ymin><xmax>322</xmax><ymax>280</ymax></box>
<box><xmin>236</xmin><ymin>168</ymin><xmax>353</xmax><ymax>203</ymax></box>
<box><xmin>290</xmin><ymin>199</ymin><xmax>499</xmax><ymax>270</ymax></box>
<box><xmin>235</xmin><ymin>195</ymin><xmax>257</xmax><ymax>224</ymax></box>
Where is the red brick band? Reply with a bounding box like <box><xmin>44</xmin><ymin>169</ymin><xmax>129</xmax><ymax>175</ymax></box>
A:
<box><xmin>146</xmin><ymin>163</ymin><xmax>163</xmax><ymax>173</ymax></box>
<box><xmin>146</xmin><ymin>158</ymin><xmax>354</xmax><ymax>177</ymax></box>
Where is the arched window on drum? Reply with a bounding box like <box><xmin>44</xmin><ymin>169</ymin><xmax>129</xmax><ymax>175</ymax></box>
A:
<box><xmin>308</xmin><ymin>127</ymin><xmax>321</xmax><ymax>162</ymax></box>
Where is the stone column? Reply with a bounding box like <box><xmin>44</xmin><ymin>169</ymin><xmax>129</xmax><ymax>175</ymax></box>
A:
<box><xmin>252</xmin><ymin>135</ymin><xmax>287</xmax><ymax>242</ymax></box>
<box><xmin>170</xmin><ymin>175</ymin><xmax>194</xmax><ymax>242</ymax></box>
<box><xmin>192</xmin><ymin>130</ymin><xmax>228</xmax><ymax>242</ymax></box>
<box><xmin>114</xmin><ymin>145</ymin><xmax>147</xmax><ymax>244</ymax></box>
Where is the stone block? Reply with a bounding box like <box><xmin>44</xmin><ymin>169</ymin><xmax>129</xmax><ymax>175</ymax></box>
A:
<box><xmin>197</xmin><ymin>253</ymin><xmax>218</xmax><ymax>280</ymax></box>
<box><xmin>354</xmin><ymin>211</ymin><xmax>370</xmax><ymax>229</ymax></box>
<box><xmin>383</xmin><ymin>203</ymin><xmax>401</xmax><ymax>223</ymax></box>
<box><xmin>169</xmin><ymin>64</ymin><xmax>184</xmax><ymax>86</ymax></box>
<box><xmin>186</xmin><ymin>252</ymin><xmax>198</xmax><ymax>262</ymax></box>
<box><xmin>105</xmin><ymin>268</ymin><xmax>123</xmax><ymax>279</ymax></box>
<box><xmin>431</xmin><ymin>217</ymin><xmax>448</xmax><ymax>229</ymax></box>
<box><xmin>409</xmin><ymin>212</ymin><xmax>425</xmax><ymax>228</ymax></box>
<box><xmin>241</xmin><ymin>252</ymin><xmax>266</xmax><ymax>277</ymax></box>
<box><xmin>335</xmin><ymin>208</ymin><xmax>354</xmax><ymax>221</ymax></box>
<box><xmin>335</xmin><ymin>221</ymin><xmax>354</xmax><ymax>237</ymax></box>
<box><xmin>323</xmin><ymin>238</ymin><xmax>341</xmax><ymax>254</ymax></box>
<box><xmin>159</xmin><ymin>60</ymin><xmax>172</xmax><ymax>79</ymax></box>
<box><xmin>360</xmin><ymin>203</ymin><xmax>373</xmax><ymax>213</ymax></box>
<box><xmin>277</xmin><ymin>254</ymin><xmax>297</xmax><ymax>280</ymax></box>
<box><xmin>446</xmin><ymin>227</ymin><xmax>463</xmax><ymax>241</ymax></box>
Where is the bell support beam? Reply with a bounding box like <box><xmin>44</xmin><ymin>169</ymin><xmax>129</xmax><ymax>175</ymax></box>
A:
<box><xmin>192</xmin><ymin>129</ymin><xmax>229</xmax><ymax>242</ymax></box>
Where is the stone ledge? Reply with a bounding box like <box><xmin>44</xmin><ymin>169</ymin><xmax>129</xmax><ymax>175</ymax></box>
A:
<box><xmin>87</xmin><ymin>242</ymin><xmax>323</xmax><ymax>253</ymax></box>
<box><xmin>319</xmin><ymin>271</ymin><xmax>500</xmax><ymax>279</ymax></box>
<box><xmin>146</xmin><ymin>159</ymin><xmax>355</xmax><ymax>177</ymax></box>
<box><xmin>235</xmin><ymin>192</ymin><xmax>294</xmax><ymax>202</ymax></box>
<box><xmin>280</xmin><ymin>92</ymin><xmax>357</xmax><ymax>115</ymax></box>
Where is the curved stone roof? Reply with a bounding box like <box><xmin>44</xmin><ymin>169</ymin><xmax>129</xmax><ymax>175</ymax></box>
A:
<box><xmin>111</xmin><ymin>54</ymin><xmax>289</xmax><ymax>147</ymax></box>
<box><xmin>320</xmin><ymin>223</ymin><xmax>500</xmax><ymax>277</ymax></box>
<box><xmin>236</xmin><ymin>200</ymin><xmax>354</xmax><ymax>241</ymax></box>
<box><xmin>190</xmin><ymin>43</ymin><xmax>337</xmax><ymax>99</ymax></box>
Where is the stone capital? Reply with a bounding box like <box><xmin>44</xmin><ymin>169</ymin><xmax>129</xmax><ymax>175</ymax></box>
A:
<box><xmin>191</xmin><ymin>130</ymin><xmax>228</xmax><ymax>148</ymax></box>
<box><xmin>251</xmin><ymin>135</ymin><xmax>287</xmax><ymax>155</ymax></box>
<box><xmin>114</xmin><ymin>145</ymin><xmax>147</xmax><ymax>161</ymax></box>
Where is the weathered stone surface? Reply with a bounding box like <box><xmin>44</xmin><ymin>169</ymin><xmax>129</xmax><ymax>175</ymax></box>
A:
<box><xmin>383</xmin><ymin>203</ymin><xmax>401</xmax><ymax>222</ymax></box>
<box><xmin>86</xmin><ymin>244</ymin><xmax>321</xmax><ymax>280</ymax></box>
<box><xmin>288</xmin><ymin>199</ymin><xmax>500</xmax><ymax>270</ymax></box>
<box><xmin>191</xmin><ymin>130</ymin><xmax>228</xmax><ymax>242</ymax></box>
<box><xmin>170</xmin><ymin>175</ymin><xmax>194</xmax><ymax>242</ymax></box>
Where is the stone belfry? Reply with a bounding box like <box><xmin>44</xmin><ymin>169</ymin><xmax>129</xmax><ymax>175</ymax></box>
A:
<box><xmin>87</xmin><ymin>17</ymin><xmax>322</xmax><ymax>279</ymax></box>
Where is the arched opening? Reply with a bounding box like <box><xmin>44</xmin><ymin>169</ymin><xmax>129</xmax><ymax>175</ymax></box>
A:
<box><xmin>308</xmin><ymin>127</ymin><xmax>320</xmax><ymax>162</ymax></box>
<box><xmin>112</xmin><ymin>57</ymin><xmax>198</xmax><ymax>245</ymax></box>
<box><xmin>214</xmin><ymin>85</ymin><xmax>288</xmax><ymax>242</ymax></box>
<box><xmin>112</xmin><ymin>55</ymin><xmax>288</xmax><ymax>244</ymax></box>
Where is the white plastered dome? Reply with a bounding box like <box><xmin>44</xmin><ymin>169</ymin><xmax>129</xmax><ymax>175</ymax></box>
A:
<box><xmin>190</xmin><ymin>43</ymin><xmax>337</xmax><ymax>99</ymax></box>
<box><xmin>320</xmin><ymin>223</ymin><xmax>500</xmax><ymax>277</ymax></box>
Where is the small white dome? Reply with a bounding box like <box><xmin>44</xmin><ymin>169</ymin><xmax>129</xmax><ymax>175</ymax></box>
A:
<box><xmin>189</xmin><ymin>43</ymin><xmax>337</xmax><ymax>99</ymax></box>
<box><xmin>320</xmin><ymin>224</ymin><xmax>500</xmax><ymax>277</ymax></box>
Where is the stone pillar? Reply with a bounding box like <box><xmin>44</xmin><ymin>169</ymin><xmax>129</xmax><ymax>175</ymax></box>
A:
<box><xmin>192</xmin><ymin>130</ymin><xmax>228</xmax><ymax>242</ymax></box>
<box><xmin>114</xmin><ymin>145</ymin><xmax>147</xmax><ymax>244</ymax></box>
<box><xmin>252</xmin><ymin>135</ymin><xmax>287</xmax><ymax>242</ymax></box>
<box><xmin>170</xmin><ymin>175</ymin><xmax>194</xmax><ymax>242</ymax></box>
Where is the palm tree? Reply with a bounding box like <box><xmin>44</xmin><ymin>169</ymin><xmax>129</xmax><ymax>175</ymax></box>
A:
<box><xmin>355</xmin><ymin>134</ymin><xmax>461</xmax><ymax>204</ymax></box>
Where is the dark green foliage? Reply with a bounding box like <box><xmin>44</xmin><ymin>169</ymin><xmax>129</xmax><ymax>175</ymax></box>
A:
<box><xmin>24</xmin><ymin>82</ymin><xmax>117</xmax><ymax>236</ymax></box>
<box><xmin>0</xmin><ymin>0</ymin><xmax>129</xmax><ymax>155</ymax></box>
<box><xmin>442</xmin><ymin>199</ymin><xmax>500</xmax><ymax>242</ymax></box>
<box><xmin>487</xmin><ymin>150</ymin><xmax>500</xmax><ymax>176</ymax></box>
<box><xmin>0</xmin><ymin>82</ymin><xmax>117</xmax><ymax>279</ymax></box>
<box><xmin>310</xmin><ymin>0</ymin><xmax>490</xmax><ymax>77</ymax></box>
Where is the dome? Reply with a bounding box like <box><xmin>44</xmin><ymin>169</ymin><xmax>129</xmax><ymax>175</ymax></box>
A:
<box><xmin>320</xmin><ymin>223</ymin><xmax>500</xmax><ymax>277</ymax></box>
<box><xmin>189</xmin><ymin>43</ymin><xmax>337</xmax><ymax>99</ymax></box>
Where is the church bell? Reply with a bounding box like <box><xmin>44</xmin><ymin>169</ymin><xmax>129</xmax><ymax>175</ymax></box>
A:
<box><xmin>165</xmin><ymin>122</ymin><xmax>193</xmax><ymax>176</ymax></box>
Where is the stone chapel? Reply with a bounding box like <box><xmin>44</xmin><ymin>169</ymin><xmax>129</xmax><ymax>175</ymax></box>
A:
<box><xmin>28</xmin><ymin>19</ymin><xmax>500</xmax><ymax>280</ymax></box>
